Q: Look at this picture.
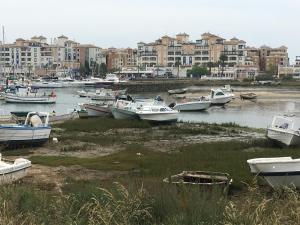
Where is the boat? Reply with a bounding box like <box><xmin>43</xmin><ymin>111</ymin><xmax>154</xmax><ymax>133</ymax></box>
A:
<box><xmin>5</xmin><ymin>87</ymin><xmax>56</xmax><ymax>104</ymax></box>
<box><xmin>31</xmin><ymin>81</ymin><xmax>63</xmax><ymax>89</ymax></box>
<box><xmin>77</xmin><ymin>90</ymin><xmax>89</xmax><ymax>98</ymax></box>
<box><xmin>90</xmin><ymin>89</ymin><xmax>116</xmax><ymax>101</ymax></box>
<box><xmin>136</xmin><ymin>103</ymin><xmax>179</xmax><ymax>123</ymax></box>
<box><xmin>49</xmin><ymin>111</ymin><xmax>79</xmax><ymax>123</ymax></box>
<box><xmin>82</xmin><ymin>103</ymin><xmax>112</xmax><ymax>117</ymax></box>
<box><xmin>0</xmin><ymin>154</ymin><xmax>31</xmax><ymax>184</ymax></box>
<box><xmin>163</xmin><ymin>171</ymin><xmax>232</xmax><ymax>192</ymax></box>
<box><xmin>0</xmin><ymin>112</ymin><xmax>51</xmax><ymax>146</ymax></box>
<box><xmin>111</xmin><ymin>99</ymin><xmax>139</xmax><ymax>120</ymax></box>
<box><xmin>221</xmin><ymin>85</ymin><xmax>233</xmax><ymax>93</ymax></box>
<box><xmin>208</xmin><ymin>89</ymin><xmax>234</xmax><ymax>105</ymax></box>
<box><xmin>247</xmin><ymin>157</ymin><xmax>300</xmax><ymax>188</ymax></box>
<box><xmin>168</xmin><ymin>88</ymin><xmax>186</xmax><ymax>95</ymax></box>
<box><xmin>240</xmin><ymin>92</ymin><xmax>257</xmax><ymax>100</ymax></box>
<box><xmin>267</xmin><ymin>115</ymin><xmax>300</xmax><ymax>146</ymax></box>
<box><xmin>173</xmin><ymin>98</ymin><xmax>211</xmax><ymax>111</ymax></box>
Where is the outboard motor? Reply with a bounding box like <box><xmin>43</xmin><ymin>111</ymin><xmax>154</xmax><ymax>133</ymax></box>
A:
<box><xmin>169</xmin><ymin>102</ymin><xmax>176</xmax><ymax>108</ymax></box>
<box><xmin>155</xmin><ymin>95</ymin><xmax>163</xmax><ymax>102</ymax></box>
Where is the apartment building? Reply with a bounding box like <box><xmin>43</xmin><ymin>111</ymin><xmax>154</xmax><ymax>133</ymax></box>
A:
<box><xmin>105</xmin><ymin>48</ymin><xmax>137</xmax><ymax>70</ymax></box>
<box><xmin>245</xmin><ymin>45</ymin><xmax>289</xmax><ymax>72</ymax></box>
<box><xmin>137</xmin><ymin>32</ymin><xmax>247</xmax><ymax>68</ymax></box>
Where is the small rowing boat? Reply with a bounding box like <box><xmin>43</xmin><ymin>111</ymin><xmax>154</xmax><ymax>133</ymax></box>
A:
<box><xmin>240</xmin><ymin>92</ymin><xmax>257</xmax><ymax>100</ymax></box>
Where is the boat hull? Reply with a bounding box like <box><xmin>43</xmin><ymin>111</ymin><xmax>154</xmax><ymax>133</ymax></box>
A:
<box><xmin>174</xmin><ymin>101</ymin><xmax>211</xmax><ymax>111</ymax></box>
<box><xmin>111</xmin><ymin>107</ymin><xmax>138</xmax><ymax>120</ymax></box>
<box><xmin>5</xmin><ymin>96</ymin><xmax>56</xmax><ymax>104</ymax></box>
<box><xmin>0</xmin><ymin>161</ymin><xmax>31</xmax><ymax>184</ymax></box>
<box><xmin>137</xmin><ymin>112</ymin><xmax>178</xmax><ymax>123</ymax></box>
<box><xmin>0</xmin><ymin>126</ymin><xmax>51</xmax><ymax>145</ymax></box>
<box><xmin>84</xmin><ymin>104</ymin><xmax>111</xmax><ymax>117</ymax></box>
<box><xmin>248</xmin><ymin>158</ymin><xmax>300</xmax><ymax>188</ymax></box>
<box><xmin>210</xmin><ymin>96</ymin><xmax>232</xmax><ymax>105</ymax></box>
<box><xmin>267</xmin><ymin>128</ymin><xmax>300</xmax><ymax>146</ymax></box>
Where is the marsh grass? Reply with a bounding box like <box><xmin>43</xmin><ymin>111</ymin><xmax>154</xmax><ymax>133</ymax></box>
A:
<box><xmin>30</xmin><ymin>140</ymin><xmax>300</xmax><ymax>190</ymax></box>
<box><xmin>56</xmin><ymin>117</ymin><xmax>151</xmax><ymax>133</ymax></box>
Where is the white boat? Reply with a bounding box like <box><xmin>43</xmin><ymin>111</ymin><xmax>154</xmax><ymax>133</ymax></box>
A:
<box><xmin>208</xmin><ymin>89</ymin><xmax>234</xmax><ymax>105</ymax></box>
<box><xmin>90</xmin><ymin>89</ymin><xmax>116</xmax><ymax>101</ymax></box>
<box><xmin>136</xmin><ymin>104</ymin><xmax>179</xmax><ymax>123</ymax></box>
<box><xmin>111</xmin><ymin>99</ymin><xmax>139</xmax><ymax>120</ymax></box>
<box><xmin>173</xmin><ymin>99</ymin><xmax>211</xmax><ymax>111</ymax></box>
<box><xmin>267</xmin><ymin>115</ymin><xmax>300</xmax><ymax>146</ymax></box>
<box><xmin>49</xmin><ymin>111</ymin><xmax>79</xmax><ymax>123</ymax></box>
<box><xmin>83</xmin><ymin>103</ymin><xmax>112</xmax><ymax>117</ymax></box>
<box><xmin>0</xmin><ymin>112</ymin><xmax>51</xmax><ymax>145</ymax></box>
<box><xmin>31</xmin><ymin>81</ymin><xmax>63</xmax><ymax>88</ymax></box>
<box><xmin>247</xmin><ymin>157</ymin><xmax>300</xmax><ymax>188</ymax></box>
<box><xmin>221</xmin><ymin>85</ymin><xmax>233</xmax><ymax>93</ymax></box>
<box><xmin>0</xmin><ymin>154</ymin><xmax>31</xmax><ymax>184</ymax></box>
<box><xmin>5</xmin><ymin>87</ymin><xmax>56</xmax><ymax>104</ymax></box>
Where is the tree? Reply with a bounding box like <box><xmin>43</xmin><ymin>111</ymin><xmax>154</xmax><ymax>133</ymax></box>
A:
<box><xmin>187</xmin><ymin>65</ymin><xmax>208</xmax><ymax>78</ymax></box>
<box><xmin>206</xmin><ymin>62</ymin><xmax>215</xmax><ymax>75</ymax></box>
<box><xmin>219</xmin><ymin>54</ymin><xmax>228</xmax><ymax>76</ymax></box>
<box><xmin>99</xmin><ymin>63</ymin><xmax>107</xmax><ymax>77</ymax></box>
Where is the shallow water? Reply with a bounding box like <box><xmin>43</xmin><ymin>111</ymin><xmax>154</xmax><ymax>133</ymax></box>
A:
<box><xmin>1</xmin><ymin>86</ymin><xmax>300</xmax><ymax>128</ymax></box>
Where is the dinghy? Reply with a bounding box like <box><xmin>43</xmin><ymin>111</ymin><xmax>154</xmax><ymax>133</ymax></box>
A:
<box><xmin>0</xmin><ymin>154</ymin><xmax>31</xmax><ymax>184</ymax></box>
<box><xmin>240</xmin><ymin>92</ymin><xmax>257</xmax><ymax>100</ymax></box>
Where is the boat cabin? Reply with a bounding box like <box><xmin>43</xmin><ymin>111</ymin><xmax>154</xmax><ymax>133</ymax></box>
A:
<box><xmin>211</xmin><ymin>89</ymin><xmax>225</xmax><ymax>98</ymax></box>
<box><xmin>271</xmin><ymin>115</ymin><xmax>300</xmax><ymax>131</ymax></box>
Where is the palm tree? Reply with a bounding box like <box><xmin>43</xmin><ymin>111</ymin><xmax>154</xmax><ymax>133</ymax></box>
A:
<box><xmin>219</xmin><ymin>54</ymin><xmax>228</xmax><ymax>76</ymax></box>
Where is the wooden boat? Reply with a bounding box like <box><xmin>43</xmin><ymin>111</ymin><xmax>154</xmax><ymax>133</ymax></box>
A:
<box><xmin>0</xmin><ymin>112</ymin><xmax>51</xmax><ymax>146</ymax></box>
<box><xmin>168</xmin><ymin>88</ymin><xmax>186</xmax><ymax>95</ymax></box>
<box><xmin>163</xmin><ymin>171</ymin><xmax>232</xmax><ymax>190</ymax></box>
<box><xmin>83</xmin><ymin>103</ymin><xmax>112</xmax><ymax>117</ymax></box>
<box><xmin>49</xmin><ymin>111</ymin><xmax>79</xmax><ymax>123</ymax></box>
<box><xmin>0</xmin><ymin>154</ymin><xmax>31</xmax><ymax>184</ymax></box>
<box><xmin>240</xmin><ymin>92</ymin><xmax>257</xmax><ymax>100</ymax></box>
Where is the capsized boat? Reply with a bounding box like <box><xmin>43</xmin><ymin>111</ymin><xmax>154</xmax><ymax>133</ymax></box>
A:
<box><xmin>5</xmin><ymin>87</ymin><xmax>56</xmax><ymax>104</ymax></box>
<box><xmin>0</xmin><ymin>154</ymin><xmax>31</xmax><ymax>184</ymax></box>
<box><xmin>240</xmin><ymin>92</ymin><xmax>257</xmax><ymax>100</ymax></box>
<box><xmin>267</xmin><ymin>115</ymin><xmax>300</xmax><ymax>146</ymax></box>
<box><xmin>247</xmin><ymin>157</ymin><xmax>300</xmax><ymax>188</ymax></box>
<box><xmin>208</xmin><ymin>89</ymin><xmax>234</xmax><ymax>105</ymax></box>
<box><xmin>0</xmin><ymin>112</ymin><xmax>51</xmax><ymax>146</ymax></box>
<box><xmin>173</xmin><ymin>98</ymin><xmax>211</xmax><ymax>111</ymax></box>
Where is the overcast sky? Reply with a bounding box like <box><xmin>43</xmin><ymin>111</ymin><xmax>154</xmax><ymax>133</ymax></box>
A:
<box><xmin>1</xmin><ymin>0</ymin><xmax>299</xmax><ymax>61</ymax></box>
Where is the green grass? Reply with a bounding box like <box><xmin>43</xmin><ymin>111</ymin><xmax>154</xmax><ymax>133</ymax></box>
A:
<box><xmin>55</xmin><ymin>117</ymin><xmax>151</xmax><ymax>132</ymax></box>
<box><xmin>30</xmin><ymin>140</ymin><xmax>300</xmax><ymax>190</ymax></box>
